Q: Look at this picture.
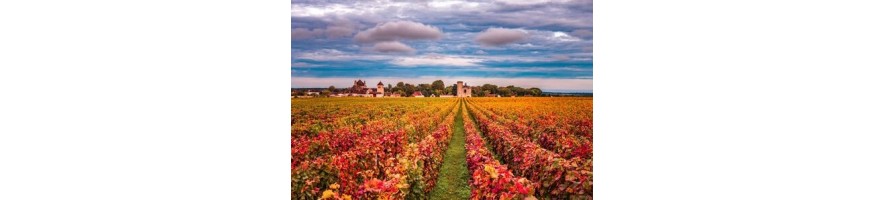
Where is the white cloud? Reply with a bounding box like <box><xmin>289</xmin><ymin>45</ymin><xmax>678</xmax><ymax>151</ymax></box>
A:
<box><xmin>292</xmin><ymin>4</ymin><xmax>358</xmax><ymax>17</ymax></box>
<box><xmin>372</xmin><ymin>41</ymin><xmax>415</xmax><ymax>53</ymax></box>
<box><xmin>391</xmin><ymin>55</ymin><xmax>482</xmax><ymax>67</ymax></box>
<box><xmin>493</xmin><ymin>0</ymin><xmax>572</xmax><ymax>5</ymax></box>
<box><xmin>552</xmin><ymin>31</ymin><xmax>581</xmax><ymax>42</ymax></box>
<box><xmin>295</xmin><ymin>49</ymin><xmax>393</xmax><ymax>61</ymax></box>
<box><xmin>354</xmin><ymin>21</ymin><xmax>444</xmax><ymax>43</ymax></box>
<box><xmin>474</xmin><ymin>28</ymin><xmax>529</xmax><ymax>46</ymax></box>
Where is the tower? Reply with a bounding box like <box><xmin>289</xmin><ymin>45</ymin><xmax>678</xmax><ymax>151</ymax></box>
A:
<box><xmin>377</xmin><ymin>81</ymin><xmax>385</xmax><ymax>97</ymax></box>
<box><xmin>456</xmin><ymin>81</ymin><xmax>471</xmax><ymax>97</ymax></box>
<box><xmin>456</xmin><ymin>81</ymin><xmax>463</xmax><ymax>97</ymax></box>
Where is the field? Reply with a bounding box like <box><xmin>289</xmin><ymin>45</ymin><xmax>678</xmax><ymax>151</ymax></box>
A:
<box><xmin>292</xmin><ymin>97</ymin><xmax>592</xmax><ymax>199</ymax></box>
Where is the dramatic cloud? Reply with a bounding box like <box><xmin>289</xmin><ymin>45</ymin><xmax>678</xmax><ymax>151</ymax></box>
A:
<box><xmin>391</xmin><ymin>55</ymin><xmax>482</xmax><ymax>67</ymax></box>
<box><xmin>372</xmin><ymin>41</ymin><xmax>415</xmax><ymax>53</ymax></box>
<box><xmin>354</xmin><ymin>21</ymin><xmax>444</xmax><ymax>43</ymax></box>
<box><xmin>291</xmin><ymin>0</ymin><xmax>593</xmax><ymax>92</ymax></box>
<box><xmin>475</xmin><ymin>28</ymin><xmax>529</xmax><ymax>46</ymax></box>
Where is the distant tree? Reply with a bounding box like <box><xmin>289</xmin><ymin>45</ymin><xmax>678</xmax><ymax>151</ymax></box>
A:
<box><xmin>404</xmin><ymin>84</ymin><xmax>416</xmax><ymax>97</ymax></box>
<box><xmin>529</xmin><ymin>88</ymin><xmax>542</xmax><ymax>96</ymax></box>
<box><xmin>509</xmin><ymin>86</ymin><xmax>526</xmax><ymax>96</ymax></box>
<box><xmin>498</xmin><ymin>87</ymin><xmax>512</xmax><ymax>97</ymax></box>
<box><xmin>472</xmin><ymin>87</ymin><xmax>483</xmax><ymax>97</ymax></box>
<box><xmin>431</xmin><ymin>80</ymin><xmax>445</xmax><ymax>91</ymax></box>
<box><xmin>392</xmin><ymin>82</ymin><xmax>404</xmax><ymax>93</ymax></box>
<box><xmin>387</xmin><ymin>84</ymin><xmax>392</xmax><ymax>91</ymax></box>
<box><xmin>418</xmin><ymin>84</ymin><xmax>431</xmax><ymax>92</ymax></box>
<box><xmin>444</xmin><ymin>86</ymin><xmax>453</xmax><ymax>95</ymax></box>
<box><xmin>450</xmin><ymin>84</ymin><xmax>459</xmax><ymax>95</ymax></box>
<box><xmin>328</xmin><ymin>86</ymin><xmax>336</xmax><ymax>93</ymax></box>
<box><xmin>320</xmin><ymin>90</ymin><xmax>331</xmax><ymax>97</ymax></box>
<box><xmin>482</xmin><ymin>84</ymin><xmax>498</xmax><ymax>94</ymax></box>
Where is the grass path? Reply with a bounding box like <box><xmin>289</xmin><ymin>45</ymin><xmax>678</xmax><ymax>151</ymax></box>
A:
<box><xmin>429</xmin><ymin>100</ymin><xmax>471</xmax><ymax>199</ymax></box>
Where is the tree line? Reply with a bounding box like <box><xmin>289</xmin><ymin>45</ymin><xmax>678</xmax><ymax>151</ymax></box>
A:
<box><xmin>292</xmin><ymin>80</ymin><xmax>544</xmax><ymax>97</ymax></box>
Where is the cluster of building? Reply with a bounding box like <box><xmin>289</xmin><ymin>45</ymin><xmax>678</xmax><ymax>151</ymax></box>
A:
<box><xmin>293</xmin><ymin>79</ymin><xmax>487</xmax><ymax>98</ymax></box>
<box><xmin>330</xmin><ymin>79</ymin><xmax>473</xmax><ymax>98</ymax></box>
<box><xmin>293</xmin><ymin>79</ymin><xmax>525</xmax><ymax>98</ymax></box>
<box><xmin>336</xmin><ymin>80</ymin><xmax>388</xmax><ymax>97</ymax></box>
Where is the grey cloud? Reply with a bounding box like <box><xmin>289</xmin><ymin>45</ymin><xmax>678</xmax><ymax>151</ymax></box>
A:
<box><xmin>475</xmin><ymin>28</ymin><xmax>529</xmax><ymax>46</ymax></box>
<box><xmin>292</xmin><ymin>28</ymin><xmax>324</xmax><ymax>40</ymax></box>
<box><xmin>292</xmin><ymin>17</ymin><xmax>359</xmax><ymax>39</ymax></box>
<box><xmin>552</xmin><ymin>55</ymin><xmax>570</xmax><ymax>61</ymax></box>
<box><xmin>372</xmin><ymin>41</ymin><xmax>416</xmax><ymax>53</ymax></box>
<box><xmin>354</xmin><ymin>21</ymin><xmax>444</xmax><ymax>43</ymax></box>
<box><xmin>325</xmin><ymin>26</ymin><xmax>355</xmax><ymax>38</ymax></box>
<box><xmin>571</xmin><ymin>29</ymin><xmax>592</xmax><ymax>39</ymax></box>
<box><xmin>294</xmin><ymin>0</ymin><xmax>593</xmax><ymax>31</ymax></box>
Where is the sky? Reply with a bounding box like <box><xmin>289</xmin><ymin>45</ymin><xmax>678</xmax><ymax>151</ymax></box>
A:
<box><xmin>292</xmin><ymin>0</ymin><xmax>592</xmax><ymax>93</ymax></box>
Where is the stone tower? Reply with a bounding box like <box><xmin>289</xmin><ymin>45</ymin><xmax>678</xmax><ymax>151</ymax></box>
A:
<box><xmin>376</xmin><ymin>81</ymin><xmax>385</xmax><ymax>97</ymax></box>
<box><xmin>457</xmin><ymin>81</ymin><xmax>472</xmax><ymax>97</ymax></box>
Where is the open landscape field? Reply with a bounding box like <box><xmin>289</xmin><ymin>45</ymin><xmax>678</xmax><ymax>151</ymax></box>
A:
<box><xmin>292</xmin><ymin>97</ymin><xmax>592</xmax><ymax>200</ymax></box>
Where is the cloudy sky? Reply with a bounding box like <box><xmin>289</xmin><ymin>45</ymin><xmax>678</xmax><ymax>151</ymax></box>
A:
<box><xmin>292</xmin><ymin>0</ymin><xmax>592</xmax><ymax>92</ymax></box>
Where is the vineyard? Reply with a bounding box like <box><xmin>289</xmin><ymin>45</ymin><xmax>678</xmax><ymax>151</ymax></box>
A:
<box><xmin>292</xmin><ymin>97</ymin><xmax>592</xmax><ymax>199</ymax></box>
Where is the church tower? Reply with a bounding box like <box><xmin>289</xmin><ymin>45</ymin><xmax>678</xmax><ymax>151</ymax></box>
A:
<box><xmin>377</xmin><ymin>81</ymin><xmax>385</xmax><ymax>97</ymax></box>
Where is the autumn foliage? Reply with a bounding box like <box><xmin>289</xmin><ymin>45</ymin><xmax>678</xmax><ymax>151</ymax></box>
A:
<box><xmin>466</xmin><ymin>98</ymin><xmax>593</xmax><ymax>198</ymax></box>
<box><xmin>463</xmin><ymin>104</ymin><xmax>538</xmax><ymax>199</ymax></box>
<box><xmin>291</xmin><ymin>98</ymin><xmax>458</xmax><ymax>199</ymax></box>
<box><xmin>292</xmin><ymin>97</ymin><xmax>592</xmax><ymax>199</ymax></box>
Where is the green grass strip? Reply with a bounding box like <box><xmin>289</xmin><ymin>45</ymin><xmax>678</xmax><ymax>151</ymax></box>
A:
<box><xmin>429</xmin><ymin>100</ymin><xmax>471</xmax><ymax>199</ymax></box>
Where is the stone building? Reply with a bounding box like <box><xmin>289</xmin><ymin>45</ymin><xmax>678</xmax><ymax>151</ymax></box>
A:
<box><xmin>343</xmin><ymin>79</ymin><xmax>387</xmax><ymax>97</ymax></box>
<box><xmin>375</xmin><ymin>81</ymin><xmax>385</xmax><ymax>97</ymax></box>
<box><xmin>456</xmin><ymin>81</ymin><xmax>472</xmax><ymax>97</ymax></box>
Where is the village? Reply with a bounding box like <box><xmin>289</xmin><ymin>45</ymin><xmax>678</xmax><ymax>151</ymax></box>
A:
<box><xmin>292</xmin><ymin>79</ymin><xmax>545</xmax><ymax>98</ymax></box>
